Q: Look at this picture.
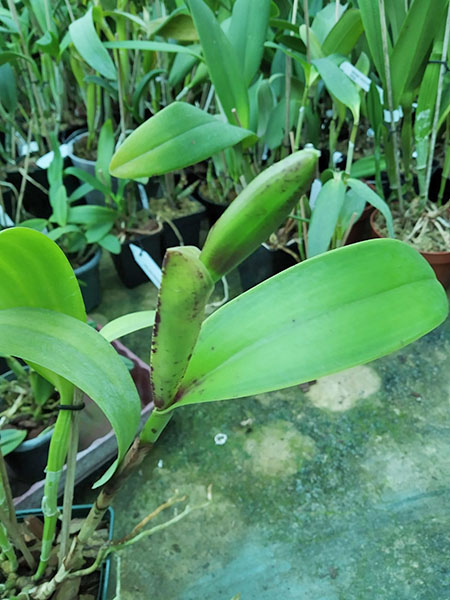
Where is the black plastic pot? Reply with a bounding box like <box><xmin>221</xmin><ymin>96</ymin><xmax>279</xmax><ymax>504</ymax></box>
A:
<box><xmin>238</xmin><ymin>242</ymin><xmax>299</xmax><ymax>291</ymax></box>
<box><xmin>74</xmin><ymin>248</ymin><xmax>102</xmax><ymax>313</ymax></box>
<box><xmin>7</xmin><ymin>166</ymin><xmax>51</xmax><ymax>218</ymax></box>
<box><xmin>16</xmin><ymin>505</ymin><xmax>114</xmax><ymax>600</ymax></box>
<box><xmin>112</xmin><ymin>229</ymin><xmax>164</xmax><ymax>288</ymax></box>
<box><xmin>161</xmin><ymin>201</ymin><xmax>206</xmax><ymax>251</ymax></box>
<box><xmin>195</xmin><ymin>192</ymin><xmax>227</xmax><ymax>227</ymax></box>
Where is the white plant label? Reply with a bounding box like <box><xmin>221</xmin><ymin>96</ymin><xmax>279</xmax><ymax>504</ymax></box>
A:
<box><xmin>309</xmin><ymin>178</ymin><xmax>322</xmax><ymax>209</ymax></box>
<box><xmin>129</xmin><ymin>243</ymin><xmax>162</xmax><ymax>288</ymax></box>
<box><xmin>340</xmin><ymin>61</ymin><xmax>371</xmax><ymax>92</ymax></box>
<box><xmin>35</xmin><ymin>143</ymin><xmax>71</xmax><ymax>169</ymax></box>
<box><xmin>340</xmin><ymin>61</ymin><xmax>403</xmax><ymax>123</ymax></box>
<box><xmin>0</xmin><ymin>206</ymin><xmax>14</xmax><ymax>227</ymax></box>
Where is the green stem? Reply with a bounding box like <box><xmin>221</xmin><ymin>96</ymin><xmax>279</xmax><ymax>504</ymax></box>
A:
<box><xmin>378</xmin><ymin>0</ymin><xmax>404</xmax><ymax>210</ymax></box>
<box><xmin>34</xmin><ymin>392</ymin><xmax>73</xmax><ymax>579</ymax></box>
<box><xmin>294</xmin><ymin>84</ymin><xmax>310</xmax><ymax>150</ymax></box>
<box><xmin>0</xmin><ymin>522</ymin><xmax>17</xmax><ymax>571</ymax></box>
<box><xmin>400</xmin><ymin>101</ymin><xmax>413</xmax><ymax>197</ymax></box>
<box><xmin>58</xmin><ymin>389</ymin><xmax>83</xmax><ymax>566</ymax></box>
<box><xmin>345</xmin><ymin>119</ymin><xmax>359</xmax><ymax>179</ymax></box>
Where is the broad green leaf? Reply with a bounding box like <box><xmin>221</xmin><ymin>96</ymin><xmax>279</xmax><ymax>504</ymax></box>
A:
<box><xmin>150</xmin><ymin>13</ymin><xmax>198</xmax><ymax>41</ymax></box>
<box><xmin>133</xmin><ymin>68</ymin><xmax>165</xmax><ymax>112</ymax></box>
<box><xmin>366</xmin><ymin>81</ymin><xmax>384</xmax><ymax>141</ymax></box>
<box><xmin>227</xmin><ymin>0</ymin><xmax>271</xmax><ymax>85</ymax></box>
<box><xmin>100</xmin><ymin>311</ymin><xmax>156</xmax><ymax>342</ymax></box>
<box><xmin>67</xmin><ymin>205</ymin><xmax>117</xmax><ymax>226</ymax></box>
<box><xmin>0</xmin><ymin>51</ymin><xmax>34</xmax><ymax>66</ymax></box>
<box><xmin>103</xmin><ymin>10</ymin><xmax>147</xmax><ymax>30</ymax></box>
<box><xmin>0</xmin><ymin>227</ymin><xmax>86</xmax><ymax>410</ymax></box>
<box><xmin>98</xmin><ymin>234</ymin><xmax>121</xmax><ymax>255</ymax></box>
<box><xmin>311</xmin><ymin>2</ymin><xmax>346</xmax><ymax>44</ymax></box>
<box><xmin>358</xmin><ymin>0</ymin><xmax>386</xmax><ymax>85</ymax></box>
<box><xmin>338</xmin><ymin>188</ymin><xmax>366</xmax><ymax>232</ymax></box>
<box><xmin>313</xmin><ymin>57</ymin><xmax>360</xmax><ymax>121</ymax></box>
<box><xmin>0</xmin><ymin>63</ymin><xmax>16</xmax><ymax>112</ymax></box>
<box><xmin>65</xmin><ymin>167</ymin><xmax>111</xmax><ymax>197</ymax></box>
<box><xmin>307</xmin><ymin>178</ymin><xmax>346</xmax><ymax>257</ymax></box>
<box><xmin>49</xmin><ymin>185</ymin><xmax>68</xmax><ymax>227</ymax></box>
<box><xmin>347</xmin><ymin>179</ymin><xmax>394</xmax><ymax>237</ymax></box>
<box><xmin>350</xmin><ymin>155</ymin><xmax>386</xmax><ymax>178</ymax></box>
<box><xmin>299</xmin><ymin>25</ymin><xmax>325</xmax><ymax>60</ymax></box>
<box><xmin>69</xmin><ymin>7</ymin><xmax>116</xmax><ymax>80</ymax></box>
<box><xmin>103</xmin><ymin>40</ymin><xmax>201</xmax><ymax>59</ymax></box>
<box><xmin>390</xmin><ymin>0</ymin><xmax>448</xmax><ymax>106</ymax></box>
<box><xmin>0</xmin><ymin>307</ymin><xmax>141</xmax><ymax>487</ymax></box>
<box><xmin>171</xmin><ymin>239</ymin><xmax>448</xmax><ymax>409</ymax></box>
<box><xmin>168</xmin><ymin>50</ymin><xmax>198</xmax><ymax>87</ymax></box>
<box><xmin>109</xmin><ymin>102</ymin><xmax>255</xmax><ymax>179</ymax></box>
<box><xmin>322</xmin><ymin>9</ymin><xmax>364</xmax><ymax>56</ymax></box>
<box><xmin>96</xmin><ymin>119</ymin><xmax>114</xmax><ymax>190</ymax></box>
<box><xmin>83</xmin><ymin>75</ymin><xmax>118</xmax><ymax>98</ymax></box>
<box><xmin>188</xmin><ymin>0</ymin><xmax>250</xmax><ymax>128</ymax></box>
<box><xmin>85</xmin><ymin>221</ymin><xmax>114</xmax><ymax>244</ymax></box>
<box><xmin>0</xmin><ymin>429</ymin><xmax>27</xmax><ymax>455</ymax></box>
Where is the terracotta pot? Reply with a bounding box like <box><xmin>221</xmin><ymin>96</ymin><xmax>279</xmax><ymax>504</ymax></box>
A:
<box><xmin>370</xmin><ymin>211</ymin><xmax>450</xmax><ymax>289</ymax></box>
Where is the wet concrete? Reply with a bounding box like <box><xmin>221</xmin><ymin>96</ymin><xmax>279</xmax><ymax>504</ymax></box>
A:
<box><xmin>82</xmin><ymin>254</ymin><xmax>450</xmax><ymax>600</ymax></box>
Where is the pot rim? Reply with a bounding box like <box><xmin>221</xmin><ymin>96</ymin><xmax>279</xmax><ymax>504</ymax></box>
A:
<box><xmin>370</xmin><ymin>209</ymin><xmax>450</xmax><ymax>258</ymax></box>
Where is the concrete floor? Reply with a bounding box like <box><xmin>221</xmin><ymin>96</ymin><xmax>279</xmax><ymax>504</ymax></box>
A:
<box><xmin>81</xmin><ymin>252</ymin><xmax>450</xmax><ymax>600</ymax></box>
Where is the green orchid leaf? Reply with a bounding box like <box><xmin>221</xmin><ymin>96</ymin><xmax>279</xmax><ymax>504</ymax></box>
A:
<box><xmin>389</xmin><ymin>0</ymin><xmax>448</xmax><ymax>106</ymax></box>
<box><xmin>0</xmin><ymin>429</ymin><xmax>27</xmax><ymax>456</ymax></box>
<box><xmin>0</xmin><ymin>307</ymin><xmax>141</xmax><ymax>487</ymax></box>
<box><xmin>313</xmin><ymin>57</ymin><xmax>360</xmax><ymax>121</ymax></box>
<box><xmin>0</xmin><ymin>228</ymin><xmax>86</xmax><ymax>399</ymax></box>
<box><xmin>350</xmin><ymin>155</ymin><xmax>386</xmax><ymax>178</ymax></box>
<box><xmin>100</xmin><ymin>311</ymin><xmax>156</xmax><ymax>342</ymax></box>
<box><xmin>0</xmin><ymin>63</ymin><xmax>16</xmax><ymax>112</ymax></box>
<box><xmin>103</xmin><ymin>40</ymin><xmax>201</xmax><ymax>59</ymax></box>
<box><xmin>312</xmin><ymin>2</ymin><xmax>346</xmax><ymax>44</ymax></box>
<box><xmin>347</xmin><ymin>179</ymin><xmax>394</xmax><ymax>237</ymax></box>
<box><xmin>322</xmin><ymin>9</ymin><xmax>364</xmax><ymax>56</ymax></box>
<box><xmin>187</xmin><ymin>0</ymin><xmax>250</xmax><ymax>128</ymax></box>
<box><xmin>67</xmin><ymin>205</ymin><xmax>117</xmax><ymax>226</ymax></box>
<box><xmin>98</xmin><ymin>234</ymin><xmax>121</xmax><ymax>254</ymax></box>
<box><xmin>227</xmin><ymin>0</ymin><xmax>271</xmax><ymax>86</ymax></box>
<box><xmin>358</xmin><ymin>0</ymin><xmax>387</xmax><ymax>86</ymax></box>
<box><xmin>307</xmin><ymin>178</ymin><xmax>346</xmax><ymax>257</ymax></box>
<box><xmin>109</xmin><ymin>102</ymin><xmax>255</xmax><ymax>179</ymax></box>
<box><xmin>69</xmin><ymin>7</ymin><xmax>116</xmax><ymax>80</ymax></box>
<box><xmin>171</xmin><ymin>239</ymin><xmax>448</xmax><ymax>409</ymax></box>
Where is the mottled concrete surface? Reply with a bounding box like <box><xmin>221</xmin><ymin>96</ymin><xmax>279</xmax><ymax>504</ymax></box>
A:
<box><xmin>80</xmin><ymin>254</ymin><xmax>450</xmax><ymax>600</ymax></box>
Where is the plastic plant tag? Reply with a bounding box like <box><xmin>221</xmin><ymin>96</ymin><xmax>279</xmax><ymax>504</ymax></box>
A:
<box><xmin>309</xmin><ymin>179</ymin><xmax>322</xmax><ymax>209</ymax></box>
<box><xmin>340</xmin><ymin>61</ymin><xmax>371</xmax><ymax>91</ymax></box>
<box><xmin>339</xmin><ymin>62</ymin><xmax>403</xmax><ymax>123</ymax></box>
<box><xmin>0</xmin><ymin>205</ymin><xmax>14</xmax><ymax>227</ymax></box>
<box><xmin>130</xmin><ymin>244</ymin><xmax>162</xmax><ymax>288</ymax></box>
<box><xmin>35</xmin><ymin>144</ymin><xmax>71</xmax><ymax>169</ymax></box>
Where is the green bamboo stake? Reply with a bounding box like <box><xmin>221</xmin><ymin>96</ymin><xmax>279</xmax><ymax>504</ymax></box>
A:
<box><xmin>378</xmin><ymin>0</ymin><xmax>404</xmax><ymax>210</ymax></box>
<box><xmin>425</xmin><ymin>2</ymin><xmax>450</xmax><ymax>201</ymax></box>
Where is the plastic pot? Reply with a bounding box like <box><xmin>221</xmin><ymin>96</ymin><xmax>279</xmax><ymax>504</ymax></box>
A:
<box><xmin>16</xmin><ymin>505</ymin><xmax>114</xmax><ymax>599</ymax></box>
<box><xmin>238</xmin><ymin>241</ymin><xmax>299</xmax><ymax>291</ymax></box>
<box><xmin>67</xmin><ymin>131</ymin><xmax>118</xmax><ymax>205</ymax></box>
<box><xmin>160</xmin><ymin>200</ymin><xmax>206</xmax><ymax>252</ymax></box>
<box><xmin>74</xmin><ymin>248</ymin><xmax>102</xmax><ymax>313</ymax></box>
<box><xmin>370</xmin><ymin>210</ymin><xmax>450</xmax><ymax>289</ymax></box>
<box><xmin>112</xmin><ymin>226</ymin><xmax>164</xmax><ymax>288</ymax></box>
<box><xmin>6</xmin><ymin>166</ymin><xmax>51</xmax><ymax>218</ymax></box>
